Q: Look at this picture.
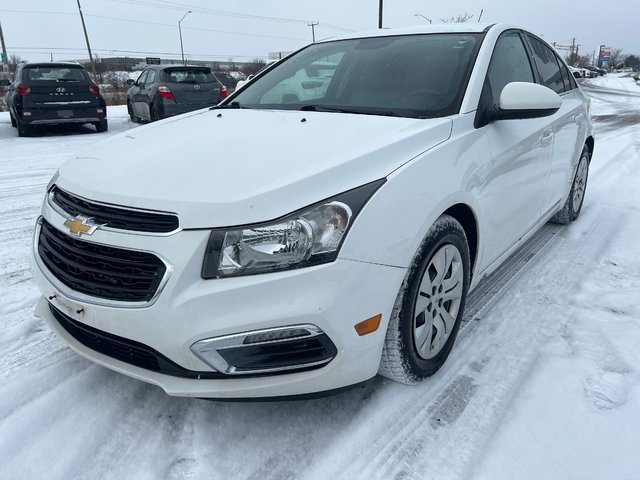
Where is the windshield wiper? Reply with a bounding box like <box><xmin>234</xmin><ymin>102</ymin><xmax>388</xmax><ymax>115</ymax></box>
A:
<box><xmin>300</xmin><ymin>104</ymin><xmax>399</xmax><ymax>117</ymax></box>
<box><xmin>210</xmin><ymin>101</ymin><xmax>245</xmax><ymax>110</ymax></box>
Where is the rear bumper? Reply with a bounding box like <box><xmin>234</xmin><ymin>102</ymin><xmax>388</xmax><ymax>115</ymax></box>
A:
<box><xmin>19</xmin><ymin>106</ymin><xmax>106</xmax><ymax>126</ymax></box>
<box><xmin>159</xmin><ymin>102</ymin><xmax>215</xmax><ymax>118</ymax></box>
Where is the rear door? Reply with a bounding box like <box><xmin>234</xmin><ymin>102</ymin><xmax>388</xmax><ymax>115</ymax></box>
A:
<box><xmin>161</xmin><ymin>67</ymin><xmax>222</xmax><ymax>105</ymax></box>
<box><xmin>525</xmin><ymin>34</ymin><xmax>588</xmax><ymax>213</ymax></box>
<box><xmin>132</xmin><ymin>69</ymin><xmax>152</xmax><ymax>118</ymax></box>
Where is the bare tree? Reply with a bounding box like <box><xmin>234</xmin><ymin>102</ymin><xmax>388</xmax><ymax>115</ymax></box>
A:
<box><xmin>9</xmin><ymin>54</ymin><xmax>24</xmax><ymax>72</ymax></box>
<box><xmin>440</xmin><ymin>12</ymin><xmax>474</xmax><ymax>23</ymax></box>
<box><xmin>241</xmin><ymin>58</ymin><xmax>266</xmax><ymax>77</ymax></box>
<box><xmin>604</xmin><ymin>48</ymin><xmax>623</xmax><ymax>70</ymax></box>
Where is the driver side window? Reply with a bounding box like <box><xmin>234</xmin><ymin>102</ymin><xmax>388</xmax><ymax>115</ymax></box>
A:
<box><xmin>486</xmin><ymin>31</ymin><xmax>535</xmax><ymax>104</ymax></box>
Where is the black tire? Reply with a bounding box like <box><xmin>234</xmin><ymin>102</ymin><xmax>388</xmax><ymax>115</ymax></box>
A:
<box><xmin>127</xmin><ymin>101</ymin><xmax>136</xmax><ymax>122</ymax></box>
<box><xmin>10</xmin><ymin>112</ymin><xmax>17</xmax><ymax>128</ymax></box>
<box><xmin>551</xmin><ymin>146</ymin><xmax>590</xmax><ymax>225</ymax></box>
<box><xmin>150</xmin><ymin>104</ymin><xmax>159</xmax><ymax>122</ymax></box>
<box><xmin>17</xmin><ymin>118</ymin><xmax>31</xmax><ymax>137</ymax></box>
<box><xmin>94</xmin><ymin>119</ymin><xmax>108</xmax><ymax>133</ymax></box>
<box><xmin>380</xmin><ymin>215</ymin><xmax>471</xmax><ymax>384</ymax></box>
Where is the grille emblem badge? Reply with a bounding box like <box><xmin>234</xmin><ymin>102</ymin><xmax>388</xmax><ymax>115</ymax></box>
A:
<box><xmin>63</xmin><ymin>215</ymin><xmax>104</xmax><ymax>237</ymax></box>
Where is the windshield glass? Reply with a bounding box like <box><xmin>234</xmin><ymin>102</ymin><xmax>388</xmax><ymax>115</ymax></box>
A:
<box><xmin>231</xmin><ymin>34</ymin><xmax>482</xmax><ymax>118</ymax></box>
<box><xmin>24</xmin><ymin>66</ymin><xmax>88</xmax><ymax>82</ymax></box>
<box><xmin>161</xmin><ymin>68</ymin><xmax>216</xmax><ymax>84</ymax></box>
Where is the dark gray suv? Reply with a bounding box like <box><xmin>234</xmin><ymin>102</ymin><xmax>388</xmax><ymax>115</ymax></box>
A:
<box><xmin>1</xmin><ymin>62</ymin><xmax>107</xmax><ymax>137</ymax></box>
<box><xmin>126</xmin><ymin>65</ymin><xmax>227</xmax><ymax>122</ymax></box>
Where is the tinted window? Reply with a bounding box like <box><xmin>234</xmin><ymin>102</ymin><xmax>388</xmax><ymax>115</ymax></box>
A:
<box><xmin>232</xmin><ymin>34</ymin><xmax>482</xmax><ymax>119</ymax></box>
<box><xmin>23</xmin><ymin>66</ymin><xmax>88</xmax><ymax>82</ymax></box>
<box><xmin>527</xmin><ymin>36</ymin><xmax>565</xmax><ymax>94</ymax></box>
<box><xmin>137</xmin><ymin>70</ymin><xmax>150</xmax><ymax>84</ymax></box>
<box><xmin>161</xmin><ymin>68</ymin><xmax>216</xmax><ymax>84</ymax></box>
<box><xmin>486</xmin><ymin>31</ymin><xmax>534</xmax><ymax>103</ymax></box>
<box><xmin>557</xmin><ymin>56</ymin><xmax>577</xmax><ymax>91</ymax></box>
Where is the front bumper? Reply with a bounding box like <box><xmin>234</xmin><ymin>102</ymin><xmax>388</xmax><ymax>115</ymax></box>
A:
<box><xmin>32</xmin><ymin>200</ymin><xmax>406</xmax><ymax>398</ymax></box>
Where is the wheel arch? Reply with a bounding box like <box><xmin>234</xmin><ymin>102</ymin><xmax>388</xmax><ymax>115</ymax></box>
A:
<box><xmin>585</xmin><ymin>136</ymin><xmax>595</xmax><ymax>162</ymax></box>
<box><xmin>442</xmin><ymin>203</ymin><xmax>479</xmax><ymax>281</ymax></box>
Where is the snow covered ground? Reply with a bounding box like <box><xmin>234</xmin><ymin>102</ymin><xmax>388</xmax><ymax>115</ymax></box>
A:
<box><xmin>1</xmin><ymin>74</ymin><xmax>639</xmax><ymax>480</ymax></box>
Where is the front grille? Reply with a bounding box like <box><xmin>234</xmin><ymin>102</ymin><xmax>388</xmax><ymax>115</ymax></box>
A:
<box><xmin>49</xmin><ymin>304</ymin><xmax>224</xmax><ymax>379</ymax></box>
<box><xmin>51</xmin><ymin>186</ymin><xmax>179</xmax><ymax>233</ymax></box>
<box><xmin>38</xmin><ymin>219</ymin><xmax>166</xmax><ymax>302</ymax></box>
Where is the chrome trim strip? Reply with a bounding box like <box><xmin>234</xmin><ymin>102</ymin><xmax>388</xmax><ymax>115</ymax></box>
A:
<box><xmin>190</xmin><ymin>324</ymin><xmax>333</xmax><ymax>375</ymax></box>
<box><xmin>48</xmin><ymin>187</ymin><xmax>182</xmax><ymax>237</ymax></box>
<box><xmin>33</xmin><ymin>216</ymin><xmax>173</xmax><ymax>309</ymax></box>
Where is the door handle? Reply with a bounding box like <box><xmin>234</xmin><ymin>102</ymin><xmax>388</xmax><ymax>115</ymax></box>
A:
<box><xmin>541</xmin><ymin>129</ymin><xmax>554</xmax><ymax>142</ymax></box>
<box><xmin>573</xmin><ymin>113</ymin><xmax>583</xmax><ymax>122</ymax></box>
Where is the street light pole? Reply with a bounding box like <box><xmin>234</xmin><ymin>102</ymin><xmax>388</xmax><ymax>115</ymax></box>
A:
<box><xmin>178</xmin><ymin>11</ymin><xmax>191</xmax><ymax>65</ymax></box>
<box><xmin>378</xmin><ymin>0</ymin><xmax>383</xmax><ymax>28</ymax></box>
<box><xmin>414</xmin><ymin>13</ymin><xmax>432</xmax><ymax>23</ymax></box>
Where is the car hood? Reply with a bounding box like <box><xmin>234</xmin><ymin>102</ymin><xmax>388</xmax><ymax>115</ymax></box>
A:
<box><xmin>57</xmin><ymin>108</ymin><xmax>452</xmax><ymax>228</ymax></box>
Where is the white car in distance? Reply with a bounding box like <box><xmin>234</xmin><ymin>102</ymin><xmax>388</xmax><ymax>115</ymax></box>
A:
<box><xmin>33</xmin><ymin>23</ymin><xmax>593</xmax><ymax>399</ymax></box>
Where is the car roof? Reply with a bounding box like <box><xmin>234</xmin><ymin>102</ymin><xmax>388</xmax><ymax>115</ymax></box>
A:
<box><xmin>318</xmin><ymin>23</ymin><xmax>524</xmax><ymax>43</ymax></box>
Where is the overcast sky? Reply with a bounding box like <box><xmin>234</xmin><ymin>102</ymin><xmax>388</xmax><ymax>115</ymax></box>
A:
<box><xmin>1</xmin><ymin>0</ymin><xmax>638</xmax><ymax>65</ymax></box>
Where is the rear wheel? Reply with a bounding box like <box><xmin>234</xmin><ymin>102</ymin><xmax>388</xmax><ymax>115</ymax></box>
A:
<box><xmin>380</xmin><ymin>215</ymin><xmax>470</xmax><ymax>384</ymax></box>
<box><xmin>551</xmin><ymin>146</ymin><xmax>590</xmax><ymax>224</ymax></box>
<box><xmin>150</xmin><ymin>104</ymin><xmax>159</xmax><ymax>122</ymax></box>
<box><xmin>17</xmin><ymin>118</ymin><xmax>31</xmax><ymax>137</ymax></box>
<box><xmin>127</xmin><ymin>101</ymin><xmax>136</xmax><ymax>122</ymax></box>
<box><xmin>94</xmin><ymin>119</ymin><xmax>108</xmax><ymax>133</ymax></box>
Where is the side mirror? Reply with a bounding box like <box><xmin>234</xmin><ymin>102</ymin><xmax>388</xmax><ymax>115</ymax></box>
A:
<box><xmin>0</xmin><ymin>79</ymin><xmax>10</xmax><ymax>87</ymax></box>
<box><xmin>126</xmin><ymin>79</ymin><xmax>135</xmax><ymax>86</ymax></box>
<box><xmin>492</xmin><ymin>82</ymin><xmax>561</xmax><ymax>121</ymax></box>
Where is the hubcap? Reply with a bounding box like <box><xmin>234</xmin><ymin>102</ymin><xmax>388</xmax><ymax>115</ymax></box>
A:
<box><xmin>572</xmin><ymin>155</ymin><xmax>588</xmax><ymax>214</ymax></box>
<box><xmin>413</xmin><ymin>244</ymin><xmax>464</xmax><ymax>360</ymax></box>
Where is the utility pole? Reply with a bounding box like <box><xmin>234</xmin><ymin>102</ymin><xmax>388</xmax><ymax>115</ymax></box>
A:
<box><xmin>307</xmin><ymin>22</ymin><xmax>319</xmax><ymax>43</ymax></box>
<box><xmin>477</xmin><ymin>9</ymin><xmax>484</xmax><ymax>22</ymax></box>
<box><xmin>76</xmin><ymin>0</ymin><xmax>96</xmax><ymax>79</ymax></box>
<box><xmin>0</xmin><ymin>20</ymin><xmax>8</xmax><ymax>73</ymax></box>
<box><xmin>378</xmin><ymin>0</ymin><xmax>383</xmax><ymax>28</ymax></box>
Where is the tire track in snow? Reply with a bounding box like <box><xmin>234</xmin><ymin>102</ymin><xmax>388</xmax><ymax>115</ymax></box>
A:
<box><xmin>310</xmin><ymin>205</ymin><xmax>622</xmax><ymax>480</ymax></box>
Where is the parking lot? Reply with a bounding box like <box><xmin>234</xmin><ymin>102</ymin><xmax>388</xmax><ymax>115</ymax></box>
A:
<box><xmin>1</xmin><ymin>74</ymin><xmax>640</xmax><ymax>479</ymax></box>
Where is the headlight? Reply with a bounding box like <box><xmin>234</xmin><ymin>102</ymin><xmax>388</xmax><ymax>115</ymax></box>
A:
<box><xmin>201</xmin><ymin>179</ymin><xmax>385</xmax><ymax>278</ymax></box>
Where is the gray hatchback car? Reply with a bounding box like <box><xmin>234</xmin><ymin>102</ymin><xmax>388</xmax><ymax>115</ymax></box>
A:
<box><xmin>126</xmin><ymin>65</ymin><xmax>228</xmax><ymax>122</ymax></box>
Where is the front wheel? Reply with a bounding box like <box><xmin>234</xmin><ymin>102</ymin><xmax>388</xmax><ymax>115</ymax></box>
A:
<box><xmin>551</xmin><ymin>146</ymin><xmax>590</xmax><ymax>224</ymax></box>
<box><xmin>127</xmin><ymin>101</ymin><xmax>136</xmax><ymax>122</ymax></box>
<box><xmin>380</xmin><ymin>215</ymin><xmax>470</xmax><ymax>384</ymax></box>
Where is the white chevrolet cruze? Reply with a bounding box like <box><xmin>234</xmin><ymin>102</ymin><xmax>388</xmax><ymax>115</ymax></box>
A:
<box><xmin>33</xmin><ymin>24</ymin><xmax>593</xmax><ymax>399</ymax></box>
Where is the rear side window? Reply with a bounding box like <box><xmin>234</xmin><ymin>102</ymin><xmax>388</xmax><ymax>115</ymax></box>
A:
<box><xmin>23</xmin><ymin>67</ymin><xmax>88</xmax><ymax>82</ymax></box>
<box><xmin>161</xmin><ymin>68</ymin><xmax>216</xmax><ymax>84</ymax></box>
<box><xmin>526</xmin><ymin>36</ymin><xmax>565</xmax><ymax>94</ymax></box>
<box><xmin>486</xmin><ymin>31</ymin><xmax>535</xmax><ymax>103</ymax></box>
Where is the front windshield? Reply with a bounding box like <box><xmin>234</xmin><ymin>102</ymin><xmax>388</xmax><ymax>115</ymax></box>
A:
<box><xmin>231</xmin><ymin>33</ymin><xmax>482</xmax><ymax>119</ymax></box>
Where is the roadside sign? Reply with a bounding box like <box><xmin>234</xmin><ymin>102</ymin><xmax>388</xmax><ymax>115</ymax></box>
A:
<box><xmin>600</xmin><ymin>50</ymin><xmax>611</xmax><ymax>61</ymax></box>
<box><xmin>146</xmin><ymin>57</ymin><xmax>161</xmax><ymax>65</ymax></box>
<box><xmin>1</xmin><ymin>52</ymin><xmax>7</xmax><ymax>65</ymax></box>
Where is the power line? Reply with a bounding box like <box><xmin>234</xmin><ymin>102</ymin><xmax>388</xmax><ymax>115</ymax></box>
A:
<box><xmin>102</xmin><ymin>0</ymin><xmax>355</xmax><ymax>32</ymax></box>
<box><xmin>0</xmin><ymin>9</ymin><xmax>309</xmax><ymax>41</ymax></box>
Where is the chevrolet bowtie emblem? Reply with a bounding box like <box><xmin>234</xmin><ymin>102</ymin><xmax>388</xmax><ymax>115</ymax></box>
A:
<box><xmin>63</xmin><ymin>215</ymin><xmax>104</xmax><ymax>237</ymax></box>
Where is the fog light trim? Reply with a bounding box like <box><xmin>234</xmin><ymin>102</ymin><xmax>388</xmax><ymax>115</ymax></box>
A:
<box><xmin>191</xmin><ymin>324</ymin><xmax>337</xmax><ymax>375</ymax></box>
